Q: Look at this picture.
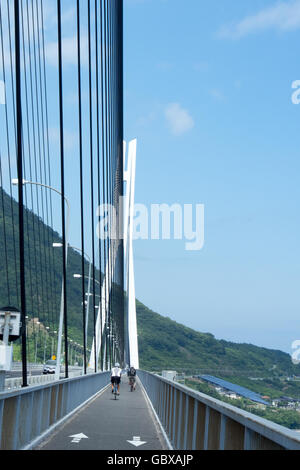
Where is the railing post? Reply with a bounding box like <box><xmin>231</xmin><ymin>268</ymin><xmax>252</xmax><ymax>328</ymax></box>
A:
<box><xmin>0</xmin><ymin>371</ymin><xmax>5</xmax><ymax>392</ymax></box>
<box><xmin>163</xmin><ymin>383</ymin><xmax>166</xmax><ymax>427</ymax></box>
<box><xmin>168</xmin><ymin>385</ymin><xmax>173</xmax><ymax>436</ymax></box>
<box><xmin>164</xmin><ymin>384</ymin><xmax>169</xmax><ymax>427</ymax></box>
<box><xmin>162</xmin><ymin>382</ymin><xmax>165</xmax><ymax>423</ymax></box>
<box><xmin>176</xmin><ymin>391</ymin><xmax>183</xmax><ymax>449</ymax></box>
<box><xmin>24</xmin><ymin>392</ymin><xmax>34</xmax><ymax>446</ymax></box>
<box><xmin>183</xmin><ymin>394</ymin><xmax>189</xmax><ymax>450</ymax></box>
<box><xmin>244</xmin><ymin>427</ymin><xmax>253</xmax><ymax>450</ymax></box>
<box><xmin>36</xmin><ymin>389</ymin><xmax>44</xmax><ymax>437</ymax></box>
<box><xmin>204</xmin><ymin>405</ymin><xmax>210</xmax><ymax>450</ymax></box>
<box><xmin>0</xmin><ymin>400</ymin><xmax>4</xmax><ymax>446</ymax></box>
<box><xmin>192</xmin><ymin>399</ymin><xmax>198</xmax><ymax>450</ymax></box>
<box><xmin>159</xmin><ymin>382</ymin><xmax>163</xmax><ymax>421</ymax></box>
<box><xmin>219</xmin><ymin>414</ymin><xmax>227</xmax><ymax>450</ymax></box>
<box><xmin>10</xmin><ymin>395</ymin><xmax>21</xmax><ymax>450</ymax></box>
<box><xmin>172</xmin><ymin>388</ymin><xmax>177</xmax><ymax>446</ymax></box>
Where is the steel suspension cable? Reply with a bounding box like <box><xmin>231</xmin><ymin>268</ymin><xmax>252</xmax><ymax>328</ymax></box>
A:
<box><xmin>76</xmin><ymin>0</ymin><xmax>87</xmax><ymax>374</ymax></box>
<box><xmin>14</xmin><ymin>0</ymin><xmax>28</xmax><ymax>386</ymax></box>
<box><xmin>57</xmin><ymin>0</ymin><xmax>68</xmax><ymax>378</ymax></box>
<box><xmin>40</xmin><ymin>0</ymin><xmax>58</xmax><ymax>334</ymax></box>
<box><xmin>0</xmin><ymin>1</ymin><xmax>20</xmax><ymax>307</ymax></box>
<box><xmin>87</xmin><ymin>0</ymin><xmax>97</xmax><ymax>372</ymax></box>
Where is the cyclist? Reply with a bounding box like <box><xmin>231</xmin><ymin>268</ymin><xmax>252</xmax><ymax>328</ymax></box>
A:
<box><xmin>111</xmin><ymin>362</ymin><xmax>122</xmax><ymax>395</ymax></box>
<box><xmin>127</xmin><ymin>365</ymin><xmax>136</xmax><ymax>391</ymax></box>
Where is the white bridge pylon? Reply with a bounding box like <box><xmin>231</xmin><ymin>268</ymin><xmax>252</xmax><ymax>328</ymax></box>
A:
<box><xmin>124</xmin><ymin>139</ymin><xmax>139</xmax><ymax>370</ymax></box>
<box><xmin>88</xmin><ymin>139</ymin><xmax>139</xmax><ymax>371</ymax></box>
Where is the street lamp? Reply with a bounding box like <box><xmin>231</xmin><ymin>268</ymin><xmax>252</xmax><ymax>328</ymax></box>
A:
<box><xmin>34</xmin><ymin>321</ymin><xmax>40</xmax><ymax>364</ymax></box>
<box><xmin>51</xmin><ymin>330</ymin><xmax>57</xmax><ymax>357</ymax></box>
<box><xmin>73</xmin><ymin>273</ymin><xmax>100</xmax><ymax>371</ymax></box>
<box><xmin>54</xmin><ymin>246</ymin><xmax>91</xmax><ymax>375</ymax></box>
<box><xmin>43</xmin><ymin>326</ymin><xmax>50</xmax><ymax>363</ymax></box>
<box><xmin>12</xmin><ymin>178</ymin><xmax>70</xmax><ymax>380</ymax></box>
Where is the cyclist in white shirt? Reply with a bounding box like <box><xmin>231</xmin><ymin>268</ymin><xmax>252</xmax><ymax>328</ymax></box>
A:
<box><xmin>111</xmin><ymin>362</ymin><xmax>122</xmax><ymax>395</ymax></box>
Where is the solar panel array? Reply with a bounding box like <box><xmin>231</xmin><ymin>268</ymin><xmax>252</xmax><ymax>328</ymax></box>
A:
<box><xmin>200</xmin><ymin>375</ymin><xmax>270</xmax><ymax>405</ymax></box>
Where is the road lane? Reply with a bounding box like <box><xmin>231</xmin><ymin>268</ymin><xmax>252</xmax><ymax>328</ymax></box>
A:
<box><xmin>37</xmin><ymin>376</ymin><xmax>168</xmax><ymax>451</ymax></box>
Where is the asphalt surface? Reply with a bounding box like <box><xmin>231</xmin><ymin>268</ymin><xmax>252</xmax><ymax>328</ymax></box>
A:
<box><xmin>37</xmin><ymin>376</ymin><xmax>168</xmax><ymax>451</ymax></box>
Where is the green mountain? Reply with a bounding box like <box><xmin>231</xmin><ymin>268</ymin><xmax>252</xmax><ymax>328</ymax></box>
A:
<box><xmin>136</xmin><ymin>300</ymin><xmax>300</xmax><ymax>377</ymax></box>
<box><xmin>1</xmin><ymin>188</ymin><xmax>299</xmax><ymax>378</ymax></box>
<box><xmin>0</xmin><ymin>188</ymin><xmax>99</xmax><ymax>344</ymax></box>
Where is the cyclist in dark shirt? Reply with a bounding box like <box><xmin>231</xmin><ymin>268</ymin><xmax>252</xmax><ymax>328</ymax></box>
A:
<box><xmin>127</xmin><ymin>365</ymin><xmax>136</xmax><ymax>391</ymax></box>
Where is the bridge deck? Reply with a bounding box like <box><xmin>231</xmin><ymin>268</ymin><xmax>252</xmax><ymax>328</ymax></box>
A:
<box><xmin>36</xmin><ymin>377</ymin><xmax>168</xmax><ymax>451</ymax></box>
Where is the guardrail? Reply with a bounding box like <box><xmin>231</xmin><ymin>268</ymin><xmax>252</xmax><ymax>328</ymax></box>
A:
<box><xmin>11</xmin><ymin>363</ymin><xmax>45</xmax><ymax>371</ymax></box>
<box><xmin>4</xmin><ymin>369</ymin><xmax>83</xmax><ymax>391</ymax></box>
<box><xmin>138</xmin><ymin>370</ymin><xmax>300</xmax><ymax>450</ymax></box>
<box><xmin>5</xmin><ymin>374</ymin><xmax>56</xmax><ymax>390</ymax></box>
<box><xmin>0</xmin><ymin>371</ymin><xmax>110</xmax><ymax>450</ymax></box>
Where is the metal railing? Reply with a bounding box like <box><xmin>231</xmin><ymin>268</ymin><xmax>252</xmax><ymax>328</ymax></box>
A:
<box><xmin>138</xmin><ymin>370</ymin><xmax>300</xmax><ymax>450</ymax></box>
<box><xmin>5</xmin><ymin>374</ymin><xmax>56</xmax><ymax>390</ymax></box>
<box><xmin>4</xmin><ymin>368</ymin><xmax>83</xmax><ymax>391</ymax></box>
<box><xmin>0</xmin><ymin>371</ymin><xmax>110</xmax><ymax>450</ymax></box>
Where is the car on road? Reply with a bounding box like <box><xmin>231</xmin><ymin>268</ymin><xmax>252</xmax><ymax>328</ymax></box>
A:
<box><xmin>43</xmin><ymin>359</ymin><xmax>56</xmax><ymax>375</ymax></box>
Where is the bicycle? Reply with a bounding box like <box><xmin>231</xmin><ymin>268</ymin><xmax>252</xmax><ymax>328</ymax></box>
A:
<box><xmin>129</xmin><ymin>377</ymin><xmax>136</xmax><ymax>392</ymax></box>
<box><xmin>113</xmin><ymin>382</ymin><xmax>119</xmax><ymax>399</ymax></box>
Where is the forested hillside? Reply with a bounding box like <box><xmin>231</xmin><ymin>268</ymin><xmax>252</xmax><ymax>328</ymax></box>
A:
<box><xmin>1</xmin><ymin>189</ymin><xmax>299</xmax><ymax>377</ymax></box>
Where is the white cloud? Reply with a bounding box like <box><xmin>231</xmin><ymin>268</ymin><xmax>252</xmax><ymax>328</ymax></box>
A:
<box><xmin>209</xmin><ymin>89</ymin><xmax>226</xmax><ymax>101</ymax></box>
<box><xmin>42</xmin><ymin>1</ymin><xmax>76</xmax><ymax>30</ymax></box>
<box><xmin>45</xmin><ymin>35</ymin><xmax>88</xmax><ymax>67</ymax></box>
<box><xmin>49</xmin><ymin>127</ymin><xmax>78</xmax><ymax>152</ymax></box>
<box><xmin>165</xmin><ymin>103</ymin><xmax>194</xmax><ymax>136</ymax></box>
<box><xmin>218</xmin><ymin>0</ymin><xmax>300</xmax><ymax>39</ymax></box>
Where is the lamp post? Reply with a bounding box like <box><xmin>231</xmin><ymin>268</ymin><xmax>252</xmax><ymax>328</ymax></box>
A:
<box><xmin>73</xmin><ymin>274</ymin><xmax>100</xmax><ymax>370</ymax></box>
<box><xmin>43</xmin><ymin>326</ymin><xmax>49</xmax><ymax>363</ymax></box>
<box><xmin>34</xmin><ymin>321</ymin><xmax>40</xmax><ymax>364</ymax></box>
<box><xmin>12</xmin><ymin>179</ymin><xmax>70</xmax><ymax>380</ymax></box>
<box><xmin>51</xmin><ymin>330</ymin><xmax>57</xmax><ymax>358</ymax></box>
<box><xmin>54</xmin><ymin>246</ymin><xmax>91</xmax><ymax>375</ymax></box>
<box><xmin>69</xmin><ymin>339</ymin><xmax>73</xmax><ymax>365</ymax></box>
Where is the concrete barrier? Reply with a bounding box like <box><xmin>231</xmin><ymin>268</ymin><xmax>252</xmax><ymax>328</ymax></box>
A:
<box><xmin>0</xmin><ymin>371</ymin><xmax>110</xmax><ymax>450</ymax></box>
<box><xmin>138</xmin><ymin>370</ymin><xmax>300</xmax><ymax>450</ymax></box>
<box><xmin>4</xmin><ymin>367</ymin><xmax>83</xmax><ymax>391</ymax></box>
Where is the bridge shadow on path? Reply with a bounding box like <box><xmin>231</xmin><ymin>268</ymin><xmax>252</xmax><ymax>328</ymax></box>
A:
<box><xmin>36</xmin><ymin>377</ymin><xmax>168</xmax><ymax>451</ymax></box>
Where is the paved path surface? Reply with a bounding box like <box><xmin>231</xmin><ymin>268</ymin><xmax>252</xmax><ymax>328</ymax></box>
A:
<box><xmin>36</xmin><ymin>377</ymin><xmax>168</xmax><ymax>451</ymax></box>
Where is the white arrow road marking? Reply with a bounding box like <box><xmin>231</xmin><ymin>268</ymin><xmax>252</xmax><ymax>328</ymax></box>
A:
<box><xmin>127</xmin><ymin>436</ymin><xmax>147</xmax><ymax>447</ymax></box>
<box><xmin>69</xmin><ymin>433</ymin><xmax>89</xmax><ymax>444</ymax></box>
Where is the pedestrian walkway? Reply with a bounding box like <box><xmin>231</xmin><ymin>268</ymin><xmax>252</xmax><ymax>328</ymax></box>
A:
<box><xmin>36</xmin><ymin>376</ymin><xmax>168</xmax><ymax>450</ymax></box>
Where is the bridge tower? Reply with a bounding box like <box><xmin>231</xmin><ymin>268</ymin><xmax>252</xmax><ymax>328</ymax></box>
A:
<box><xmin>124</xmin><ymin>139</ymin><xmax>139</xmax><ymax>369</ymax></box>
<box><xmin>89</xmin><ymin>139</ymin><xmax>139</xmax><ymax>371</ymax></box>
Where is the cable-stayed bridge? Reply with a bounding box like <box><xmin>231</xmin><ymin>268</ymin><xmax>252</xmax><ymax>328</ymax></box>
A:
<box><xmin>0</xmin><ymin>0</ymin><xmax>300</xmax><ymax>451</ymax></box>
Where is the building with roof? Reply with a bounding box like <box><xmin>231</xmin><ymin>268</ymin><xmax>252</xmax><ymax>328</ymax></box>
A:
<box><xmin>199</xmin><ymin>375</ymin><xmax>270</xmax><ymax>406</ymax></box>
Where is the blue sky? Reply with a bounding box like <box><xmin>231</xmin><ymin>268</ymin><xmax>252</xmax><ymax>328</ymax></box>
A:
<box><xmin>124</xmin><ymin>0</ymin><xmax>300</xmax><ymax>353</ymax></box>
<box><xmin>1</xmin><ymin>0</ymin><xmax>299</xmax><ymax>354</ymax></box>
